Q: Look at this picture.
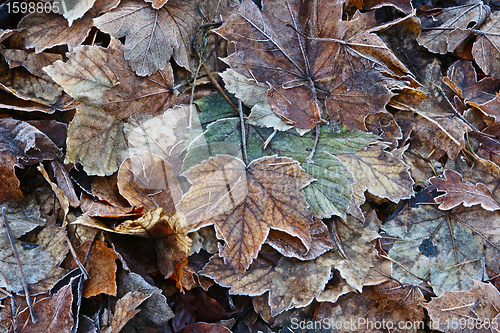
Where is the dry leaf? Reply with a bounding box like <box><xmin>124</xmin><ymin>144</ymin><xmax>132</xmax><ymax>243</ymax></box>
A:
<box><xmin>58</xmin><ymin>0</ymin><xmax>96</xmax><ymax>26</ymax></box>
<box><xmin>51</xmin><ymin>161</ymin><xmax>79</xmax><ymax>208</ymax></box>
<box><xmin>423</xmin><ymin>280</ymin><xmax>500</xmax><ymax>332</ymax></box>
<box><xmin>472</xmin><ymin>11</ymin><xmax>500</xmax><ymax>79</ymax></box>
<box><xmin>38</xmin><ymin>163</ymin><xmax>70</xmax><ymax>224</ymax></box>
<box><xmin>104</xmin><ymin>291</ymin><xmax>152</xmax><ymax>333</ymax></box>
<box><xmin>117</xmin><ymin>151</ymin><xmax>182</xmax><ymax>213</ymax></box>
<box><xmin>430</xmin><ymin>169</ymin><xmax>500</xmax><ymax>211</ymax></box>
<box><xmin>177</xmin><ymin>155</ymin><xmax>313</xmax><ymax>273</ymax></box>
<box><xmin>65</xmin><ymin>104</ymin><xmax>127</xmax><ymax>176</ymax></box>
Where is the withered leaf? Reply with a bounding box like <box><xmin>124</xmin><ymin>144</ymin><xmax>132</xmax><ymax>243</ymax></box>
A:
<box><xmin>65</xmin><ymin>105</ymin><xmax>127</xmax><ymax>176</ymax></box>
<box><xmin>118</xmin><ymin>151</ymin><xmax>182</xmax><ymax>213</ymax></box>
<box><xmin>423</xmin><ymin>280</ymin><xmax>500</xmax><ymax>332</ymax></box>
<box><xmin>430</xmin><ymin>169</ymin><xmax>500</xmax><ymax>211</ymax></box>
<box><xmin>201</xmin><ymin>250</ymin><xmax>332</xmax><ymax>316</ymax></box>
<box><xmin>177</xmin><ymin>155</ymin><xmax>313</xmax><ymax>273</ymax></box>
<box><xmin>0</xmin><ymin>118</ymin><xmax>62</xmax><ymax>202</ymax></box>
<box><xmin>38</xmin><ymin>163</ymin><xmax>70</xmax><ymax>224</ymax></box>
<box><xmin>215</xmin><ymin>0</ymin><xmax>408</xmax><ymax>129</ymax></box>
<box><xmin>50</xmin><ymin>161</ymin><xmax>79</xmax><ymax>208</ymax></box>
<box><xmin>417</xmin><ymin>0</ymin><xmax>489</xmax><ymax>54</ymax></box>
<box><xmin>94</xmin><ymin>0</ymin><xmax>201</xmax><ymax>75</ymax></box>
<box><xmin>104</xmin><ymin>291</ymin><xmax>152</xmax><ymax>333</ymax></box>
<box><xmin>80</xmin><ymin>192</ymin><xmax>136</xmax><ymax>218</ymax></box>
<box><xmin>472</xmin><ymin>11</ymin><xmax>500</xmax><ymax>79</ymax></box>
<box><xmin>56</xmin><ymin>0</ymin><xmax>96</xmax><ymax>26</ymax></box>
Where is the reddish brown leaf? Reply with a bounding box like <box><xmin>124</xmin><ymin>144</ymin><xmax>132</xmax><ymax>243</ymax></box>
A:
<box><xmin>431</xmin><ymin>169</ymin><xmax>500</xmax><ymax>211</ymax></box>
<box><xmin>179</xmin><ymin>323</ymin><xmax>232</xmax><ymax>333</ymax></box>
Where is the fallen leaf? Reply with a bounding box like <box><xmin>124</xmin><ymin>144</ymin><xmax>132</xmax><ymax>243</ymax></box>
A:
<box><xmin>0</xmin><ymin>118</ymin><xmax>62</xmax><ymax>202</ymax></box>
<box><xmin>117</xmin><ymin>151</ymin><xmax>182</xmax><ymax>213</ymax></box>
<box><xmin>382</xmin><ymin>204</ymin><xmax>500</xmax><ymax>294</ymax></box>
<box><xmin>58</xmin><ymin>0</ymin><xmax>96</xmax><ymax>26</ymax></box>
<box><xmin>430</xmin><ymin>169</ymin><xmax>500</xmax><ymax>211</ymax></box>
<box><xmin>417</xmin><ymin>0</ymin><xmax>489</xmax><ymax>54</ymax></box>
<box><xmin>472</xmin><ymin>11</ymin><xmax>500</xmax><ymax>79</ymax></box>
<box><xmin>50</xmin><ymin>161</ymin><xmax>79</xmax><ymax>208</ymax></box>
<box><xmin>214</xmin><ymin>0</ymin><xmax>408</xmax><ymax>129</ymax></box>
<box><xmin>104</xmin><ymin>291</ymin><xmax>152</xmax><ymax>333</ymax></box>
<box><xmin>0</xmin><ymin>199</ymin><xmax>46</xmax><ymax>248</ymax></box>
<box><xmin>94</xmin><ymin>0</ymin><xmax>202</xmax><ymax>75</ymax></box>
<box><xmin>177</xmin><ymin>155</ymin><xmax>313</xmax><ymax>273</ymax></box>
<box><xmin>80</xmin><ymin>192</ymin><xmax>136</xmax><ymax>218</ymax></box>
<box><xmin>423</xmin><ymin>280</ymin><xmax>500</xmax><ymax>332</ymax></box>
<box><xmin>38</xmin><ymin>163</ymin><xmax>70</xmax><ymax>224</ymax></box>
<box><xmin>65</xmin><ymin>104</ymin><xmax>127</xmax><ymax>176</ymax></box>
<box><xmin>179</xmin><ymin>322</ymin><xmax>232</xmax><ymax>333</ymax></box>
<box><xmin>13</xmin><ymin>284</ymin><xmax>74</xmax><ymax>333</ymax></box>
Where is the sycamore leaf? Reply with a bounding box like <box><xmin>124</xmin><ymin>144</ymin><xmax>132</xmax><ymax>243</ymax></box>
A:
<box><xmin>214</xmin><ymin>0</ymin><xmax>408</xmax><ymax>129</ymax></box>
<box><xmin>117</xmin><ymin>151</ymin><xmax>182</xmax><ymax>213</ymax></box>
<box><xmin>177</xmin><ymin>154</ymin><xmax>313</xmax><ymax>273</ymax></box>
<box><xmin>93</xmin><ymin>0</ymin><xmax>201</xmax><ymax>75</ymax></box>
<box><xmin>423</xmin><ymin>280</ymin><xmax>500</xmax><ymax>332</ymax></box>
<box><xmin>336</xmin><ymin>143</ymin><xmax>414</xmax><ymax>217</ymax></box>
<box><xmin>417</xmin><ymin>0</ymin><xmax>489</xmax><ymax>54</ymax></box>
<box><xmin>16</xmin><ymin>12</ymin><xmax>93</xmax><ymax>53</ymax></box>
<box><xmin>104</xmin><ymin>291</ymin><xmax>152</xmax><ymax>333</ymax></box>
<box><xmin>382</xmin><ymin>204</ymin><xmax>500</xmax><ymax>294</ymax></box>
<box><xmin>472</xmin><ymin>11</ymin><xmax>500</xmax><ymax>79</ymax></box>
<box><xmin>201</xmin><ymin>250</ymin><xmax>332</xmax><ymax>316</ymax></box>
<box><xmin>65</xmin><ymin>105</ymin><xmax>127</xmax><ymax>176</ymax></box>
<box><xmin>444</xmin><ymin>60</ymin><xmax>500</xmax><ymax>121</ymax></box>
<box><xmin>431</xmin><ymin>169</ymin><xmax>500</xmax><ymax>211</ymax></box>
<box><xmin>0</xmin><ymin>118</ymin><xmax>62</xmax><ymax>202</ymax></box>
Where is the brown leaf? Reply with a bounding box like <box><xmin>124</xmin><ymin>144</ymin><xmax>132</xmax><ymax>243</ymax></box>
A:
<box><xmin>14</xmin><ymin>284</ymin><xmax>74</xmax><ymax>333</ymax></box>
<box><xmin>336</xmin><ymin>143</ymin><xmax>414</xmax><ymax>217</ymax></box>
<box><xmin>93</xmin><ymin>0</ymin><xmax>201</xmax><ymax>75</ymax></box>
<box><xmin>417</xmin><ymin>0</ymin><xmax>489</xmax><ymax>54</ymax></box>
<box><xmin>423</xmin><ymin>280</ymin><xmax>500</xmax><ymax>332</ymax></box>
<box><xmin>313</xmin><ymin>282</ymin><xmax>425</xmax><ymax>332</ymax></box>
<box><xmin>80</xmin><ymin>192</ymin><xmax>137</xmax><ymax>218</ymax></box>
<box><xmin>50</xmin><ymin>161</ymin><xmax>79</xmax><ymax>208</ymax></box>
<box><xmin>179</xmin><ymin>323</ymin><xmax>232</xmax><ymax>333</ymax></box>
<box><xmin>430</xmin><ymin>169</ymin><xmax>500</xmax><ymax>211</ymax></box>
<box><xmin>65</xmin><ymin>104</ymin><xmax>127</xmax><ymax>176</ymax></box>
<box><xmin>145</xmin><ymin>0</ymin><xmax>168</xmax><ymax>9</ymax></box>
<box><xmin>0</xmin><ymin>118</ymin><xmax>61</xmax><ymax>202</ymax></box>
<box><xmin>16</xmin><ymin>11</ymin><xmax>93</xmax><ymax>53</ymax></box>
<box><xmin>444</xmin><ymin>60</ymin><xmax>500</xmax><ymax>121</ymax></box>
<box><xmin>91</xmin><ymin>174</ymin><xmax>130</xmax><ymax>208</ymax></box>
<box><xmin>104</xmin><ymin>291</ymin><xmax>152</xmax><ymax>333</ymax></box>
<box><xmin>214</xmin><ymin>0</ymin><xmax>408</xmax><ymax>129</ymax></box>
<box><xmin>118</xmin><ymin>151</ymin><xmax>182</xmax><ymax>213</ymax></box>
<box><xmin>472</xmin><ymin>11</ymin><xmax>500</xmax><ymax>79</ymax></box>
<box><xmin>38</xmin><ymin>163</ymin><xmax>70</xmax><ymax>224</ymax></box>
<box><xmin>177</xmin><ymin>155</ymin><xmax>313</xmax><ymax>273</ymax></box>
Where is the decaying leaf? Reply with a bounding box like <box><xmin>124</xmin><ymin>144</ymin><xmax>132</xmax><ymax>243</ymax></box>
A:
<box><xmin>38</xmin><ymin>163</ymin><xmax>70</xmax><ymax>224</ymax></box>
<box><xmin>417</xmin><ymin>0</ymin><xmax>489</xmax><ymax>54</ymax></box>
<box><xmin>382</xmin><ymin>204</ymin><xmax>500</xmax><ymax>294</ymax></box>
<box><xmin>215</xmin><ymin>0</ymin><xmax>408</xmax><ymax>129</ymax></box>
<box><xmin>430</xmin><ymin>169</ymin><xmax>500</xmax><ymax>211</ymax></box>
<box><xmin>57</xmin><ymin>0</ymin><xmax>96</xmax><ymax>26</ymax></box>
<box><xmin>472</xmin><ymin>11</ymin><xmax>500</xmax><ymax>79</ymax></box>
<box><xmin>103</xmin><ymin>291</ymin><xmax>152</xmax><ymax>333</ymax></box>
<box><xmin>65</xmin><ymin>104</ymin><xmax>127</xmax><ymax>176</ymax></box>
<box><xmin>423</xmin><ymin>280</ymin><xmax>500</xmax><ymax>333</ymax></box>
<box><xmin>177</xmin><ymin>155</ymin><xmax>313</xmax><ymax>273</ymax></box>
<box><xmin>94</xmin><ymin>0</ymin><xmax>201</xmax><ymax>75</ymax></box>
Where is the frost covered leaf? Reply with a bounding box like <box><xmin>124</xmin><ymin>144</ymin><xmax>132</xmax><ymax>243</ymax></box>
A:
<box><xmin>201</xmin><ymin>250</ymin><xmax>332</xmax><ymax>316</ymax></box>
<box><xmin>16</xmin><ymin>12</ymin><xmax>93</xmax><ymax>53</ymax></box>
<box><xmin>58</xmin><ymin>0</ymin><xmax>96</xmax><ymax>26</ymax></box>
<box><xmin>430</xmin><ymin>169</ymin><xmax>500</xmax><ymax>211</ymax></box>
<box><xmin>0</xmin><ymin>118</ymin><xmax>62</xmax><ymax>202</ymax></box>
<box><xmin>43</xmin><ymin>44</ymin><xmax>118</xmax><ymax>105</ymax></box>
<box><xmin>117</xmin><ymin>151</ymin><xmax>182</xmax><ymax>213</ymax></box>
<box><xmin>336</xmin><ymin>143</ymin><xmax>414</xmax><ymax>216</ymax></box>
<box><xmin>472</xmin><ymin>11</ymin><xmax>500</xmax><ymax>79</ymax></box>
<box><xmin>13</xmin><ymin>284</ymin><xmax>74</xmax><ymax>333</ymax></box>
<box><xmin>382</xmin><ymin>205</ymin><xmax>500</xmax><ymax>294</ymax></box>
<box><xmin>177</xmin><ymin>155</ymin><xmax>313</xmax><ymax>273</ymax></box>
<box><xmin>0</xmin><ymin>199</ymin><xmax>46</xmax><ymax>247</ymax></box>
<box><xmin>215</xmin><ymin>0</ymin><xmax>407</xmax><ymax>129</ymax></box>
<box><xmin>93</xmin><ymin>0</ymin><xmax>201</xmax><ymax>75</ymax></box>
<box><xmin>443</xmin><ymin>60</ymin><xmax>500</xmax><ymax>121</ymax></box>
<box><xmin>423</xmin><ymin>280</ymin><xmax>500</xmax><ymax>333</ymax></box>
<box><xmin>104</xmin><ymin>291</ymin><xmax>152</xmax><ymax>333</ymax></box>
<box><xmin>417</xmin><ymin>0</ymin><xmax>489</xmax><ymax>54</ymax></box>
<box><xmin>65</xmin><ymin>105</ymin><xmax>127</xmax><ymax>176</ymax></box>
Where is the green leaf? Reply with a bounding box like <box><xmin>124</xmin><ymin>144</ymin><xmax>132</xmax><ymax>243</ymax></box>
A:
<box><xmin>194</xmin><ymin>93</ymin><xmax>238</xmax><ymax>129</ymax></box>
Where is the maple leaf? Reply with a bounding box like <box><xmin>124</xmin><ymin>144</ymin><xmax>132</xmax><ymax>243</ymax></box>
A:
<box><xmin>177</xmin><ymin>154</ymin><xmax>313</xmax><ymax>273</ymax></box>
<box><xmin>214</xmin><ymin>0</ymin><xmax>409</xmax><ymax>130</ymax></box>
<box><xmin>444</xmin><ymin>60</ymin><xmax>500</xmax><ymax>121</ymax></box>
<box><xmin>382</xmin><ymin>204</ymin><xmax>500</xmax><ymax>294</ymax></box>
<box><xmin>417</xmin><ymin>0</ymin><xmax>489</xmax><ymax>54</ymax></box>
<box><xmin>472</xmin><ymin>11</ymin><xmax>500</xmax><ymax>79</ymax></box>
<box><xmin>430</xmin><ymin>169</ymin><xmax>500</xmax><ymax>211</ymax></box>
<box><xmin>423</xmin><ymin>280</ymin><xmax>500</xmax><ymax>332</ymax></box>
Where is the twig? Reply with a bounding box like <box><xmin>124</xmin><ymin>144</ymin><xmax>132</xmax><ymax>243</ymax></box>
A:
<box><xmin>11</xmin><ymin>296</ymin><xmax>18</xmax><ymax>333</ymax></box>
<box><xmin>0</xmin><ymin>286</ymin><xmax>12</xmax><ymax>297</ymax></box>
<box><xmin>238</xmin><ymin>100</ymin><xmax>248</xmax><ymax>165</ymax></box>
<box><xmin>202</xmin><ymin>62</ymin><xmax>239</xmax><ymax>113</ymax></box>
<box><xmin>305</xmin><ymin>124</ymin><xmax>320</xmax><ymax>164</ymax></box>
<box><xmin>2</xmin><ymin>208</ymin><xmax>37</xmax><ymax>323</ymax></box>
<box><xmin>65</xmin><ymin>235</ymin><xmax>89</xmax><ymax>280</ymax></box>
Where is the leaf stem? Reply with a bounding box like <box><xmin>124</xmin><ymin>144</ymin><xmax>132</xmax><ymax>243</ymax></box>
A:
<box><xmin>2</xmin><ymin>208</ymin><xmax>37</xmax><ymax>323</ymax></box>
<box><xmin>238</xmin><ymin>100</ymin><xmax>248</xmax><ymax>165</ymax></box>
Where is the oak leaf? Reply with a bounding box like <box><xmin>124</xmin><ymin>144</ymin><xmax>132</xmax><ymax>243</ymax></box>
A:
<box><xmin>177</xmin><ymin>154</ymin><xmax>313</xmax><ymax>273</ymax></box>
<box><xmin>430</xmin><ymin>169</ymin><xmax>500</xmax><ymax>211</ymax></box>
<box><xmin>214</xmin><ymin>0</ymin><xmax>408</xmax><ymax>129</ymax></box>
<box><xmin>423</xmin><ymin>280</ymin><xmax>500</xmax><ymax>333</ymax></box>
